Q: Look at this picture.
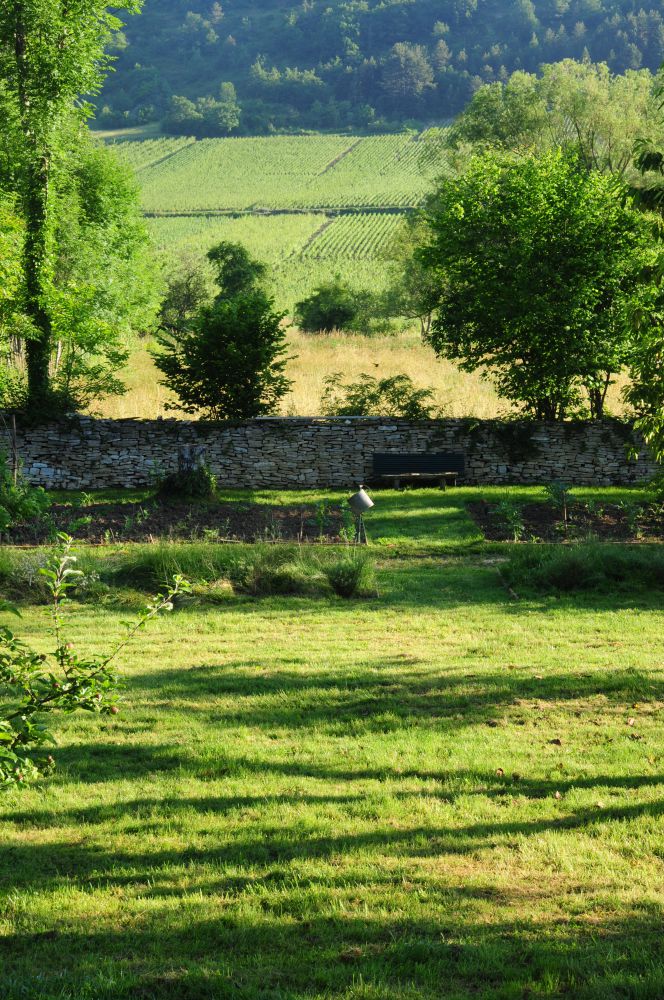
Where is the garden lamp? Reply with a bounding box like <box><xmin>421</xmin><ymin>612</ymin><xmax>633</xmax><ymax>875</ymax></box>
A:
<box><xmin>348</xmin><ymin>485</ymin><xmax>374</xmax><ymax>545</ymax></box>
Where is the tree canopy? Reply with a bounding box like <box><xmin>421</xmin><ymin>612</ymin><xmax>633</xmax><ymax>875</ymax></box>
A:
<box><xmin>0</xmin><ymin>1</ymin><xmax>160</xmax><ymax>412</ymax></box>
<box><xmin>95</xmin><ymin>0</ymin><xmax>664</xmax><ymax>134</ymax></box>
<box><xmin>154</xmin><ymin>242</ymin><xmax>291</xmax><ymax>421</ymax></box>
<box><xmin>419</xmin><ymin>150</ymin><xmax>655</xmax><ymax>420</ymax></box>
<box><xmin>449</xmin><ymin>61</ymin><xmax>664</xmax><ymax>180</ymax></box>
<box><xmin>0</xmin><ymin>0</ymin><xmax>155</xmax><ymax>410</ymax></box>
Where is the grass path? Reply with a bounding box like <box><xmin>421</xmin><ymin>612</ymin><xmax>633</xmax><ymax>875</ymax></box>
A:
<box><xmin>0</xmin><ymin>489</ymin><xmax>663</xmax><ymax>998</ymax></box>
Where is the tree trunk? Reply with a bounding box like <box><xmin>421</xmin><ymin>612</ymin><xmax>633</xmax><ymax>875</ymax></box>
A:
<box><xmin>587</xmin><ymin>373</ymin><xmax>612</xmax><ymax>420</ymax></box>
<box><xmin>23</xmin><ymin>157</ymin><xmax>53</xmax><ymax>403</ymax></box>
<box><xmin>14</xmin><ymin>8</ymin><xmax>53</xmax><ymax>406</ymax></box>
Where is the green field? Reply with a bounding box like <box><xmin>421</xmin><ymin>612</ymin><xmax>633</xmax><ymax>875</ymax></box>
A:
<box><xmin>107</xmin><ymin>130</ymin><xmax>450</xmax><ymax>310</ymax></box>
<box><xmin>1</xmin><ymin>487</ymin><xmax>663</xmax><ymax>998</ymax></box>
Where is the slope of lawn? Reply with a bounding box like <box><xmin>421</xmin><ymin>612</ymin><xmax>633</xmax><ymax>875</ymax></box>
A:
<box><xmin>0</xmin><ymin>487</ymin><xmax>663</xmax><ymax>999</ymax></box>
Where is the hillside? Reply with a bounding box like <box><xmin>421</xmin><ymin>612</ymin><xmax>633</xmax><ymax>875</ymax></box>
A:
<box><xmin>112</xmin><ymin>130</ymin><xmax>449</xmax><ymax>310</ymax></box>
<box><xmin>98</xmin><ymin>0</ymin><xmax>664</xmax><ymax>134</ymax></box>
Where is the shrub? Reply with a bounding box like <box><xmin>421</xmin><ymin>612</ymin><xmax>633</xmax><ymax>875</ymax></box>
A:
<box><xmin>321</xmin><ymin>372</ymin><xmax>440</xmax><ymax>419</ymax></box>
<box><xmin>153</xmin><ymin>290</ymin><xmax>291</xmax><ymax>420</ymax></box>
<box><xmin>543</xmin><ymin>480</ymin><xmax>574</xmax><ymax>531</ymax></box>
<box><xmin>322</xmin><ymin>550</ymin><xmax>375</xmax><ymax>598</ymax></box>
<box><xmin>502</xmin><ymin>543</ymin><xmax>664</xmax><ymax>594</ymax></box>
<box><xmin>294</xmin><ymin>278</ymin><xmax>363</xmax><ymax>333</ymax></box>
<box><xmin>0</xmin><ymin>455</ymin><xmax>50</xmax><ymax>538</ymax></box>
<box><xmin>237</xmin><ymin>554</ymin><xmax>326</xmax><ymax>597</ymax></box>
<box><xmin>493</xmin><ymin>499</ymin><xmax>524</xmax><ymax>541</ymax></box>
<box><xmin>421</xmin><ymin>150</ymin><xmax>653</xmax><ymax>420</ymax></box>
<box><xmin>157</xmin><ymin>465</ymin><xmax>217</xmax><ymax>500</ymax></box>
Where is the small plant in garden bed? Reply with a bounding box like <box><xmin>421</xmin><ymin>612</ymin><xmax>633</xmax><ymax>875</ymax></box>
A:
<box><xmin>543</xmin><ymin>480</ymin><xmax>574</xmax><ymax>534</ymax></box>
<box><xmin>493</xmin><ymin>499</ymin><xmax>525</xmax><ymax>542</ymax></box>
<box><xmin>4</xmin><ymin>497</ymin><xmax>347</xmax><ymax>545</ymax></box>
<box><xmin>0</xmin><ymin>455</ymin><xmax>52</xmax><ymax>542</ymax></box>
<box><xmin>468</xmin><ymin>492</ymin><xmax>662</xmax><ymax>543</ymax></box>
<box><xmin>0</xmin><ymin>535</ymin><xmax>189</xmax><ymax>789</ymax></box>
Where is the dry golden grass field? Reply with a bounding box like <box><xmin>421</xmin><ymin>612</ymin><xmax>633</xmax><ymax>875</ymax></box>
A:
<box><xmin>94</xmin><ymin>329</ymin><xmax>629</xmax><ymax>421</ymax></box>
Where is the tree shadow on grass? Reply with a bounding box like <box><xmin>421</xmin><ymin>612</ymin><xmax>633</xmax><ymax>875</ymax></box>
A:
<box><xmin>7</xmin><ymin>770</ymin><xmax>664</xmax><ymax>837</ymax></box>
<box><xmin>118</xmin><ymin>658</ymin><xmax>664</xmax><ymax>735</ymax></box>
<box><xmin>3</xmin><ymin>778</ymin><xmax>664</xmax><ymax>890</ymax></box>
<box><xmin>0</xmin><ymin>884</ymin><xmax>663</xmax><ymax>999</ymax></box>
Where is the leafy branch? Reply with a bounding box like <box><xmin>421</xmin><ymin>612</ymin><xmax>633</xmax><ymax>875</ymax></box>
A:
<box><xmin>0</xmin><ymin>533</ymin><xmax>190</xmax><ymax>789</ymax></box>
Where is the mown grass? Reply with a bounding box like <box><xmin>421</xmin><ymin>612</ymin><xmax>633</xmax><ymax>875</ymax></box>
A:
<box><xmin>0</xmin><ymin>488</ymin><xmax>662</xmax><ymax>999</ymax></box>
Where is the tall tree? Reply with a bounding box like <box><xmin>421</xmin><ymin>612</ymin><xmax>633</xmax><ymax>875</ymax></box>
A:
<box><xmin>419</xmin><ymin>151</ymin><xmax>654</xmax><ymax>420</ymax></box>
<box><xmin>0</xmin><ymin>1</ymin><xmax>142</xmax><ymax>408</ymax></box>
<box><xmin>449</xmin><ymin>60</ymin><xmax>664</xmax><ymax>180</ymax></box>
<box><xmin>381</xmin><ymin>43</ymin><xmax>435</xmax><ymax>115</ymax></box>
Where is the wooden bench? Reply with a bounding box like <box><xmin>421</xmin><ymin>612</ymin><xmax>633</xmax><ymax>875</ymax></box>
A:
<box><xmin>372</xmin><ymin>453</ymin><xmax>465</xmax><ymax>490</ymax></box>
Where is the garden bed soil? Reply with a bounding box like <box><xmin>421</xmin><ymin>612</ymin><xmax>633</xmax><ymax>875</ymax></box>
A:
<box><xmin>7</xmin><ymin>499</ymin><xmax>346</xmax><ymax>545</ymax></box>
<box><xmin>468</xmin><ymin>500</ymin><xmax>664</xmax><ymax>543</ymax></box>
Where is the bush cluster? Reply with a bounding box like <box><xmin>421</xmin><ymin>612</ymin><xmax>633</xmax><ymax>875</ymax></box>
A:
<box><xmin>502</xmin><ymin>543</ymin><xmax>664</xmax><ymax>594</ymax></box>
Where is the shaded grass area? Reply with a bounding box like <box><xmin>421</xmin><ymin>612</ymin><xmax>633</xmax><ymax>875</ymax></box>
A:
<box><xmin>0</xmin><ymin>489</ymin><xmax>663</xmax><ymax>998</ymax></box>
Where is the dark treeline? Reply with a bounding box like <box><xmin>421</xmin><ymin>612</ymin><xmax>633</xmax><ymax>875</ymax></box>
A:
<box><xmin>98</xmin><ymin>0</ymin><xmax>664</xmax><ymax>134</ymax></box>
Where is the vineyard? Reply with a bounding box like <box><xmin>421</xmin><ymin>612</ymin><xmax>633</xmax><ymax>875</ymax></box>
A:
<box><xmin>107</xmin><ymin>129</ymin><xmax>450</xmax><ymax>310</ymax></box>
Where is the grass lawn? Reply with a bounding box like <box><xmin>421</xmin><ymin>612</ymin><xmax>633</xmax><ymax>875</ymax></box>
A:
<box><xmin>1</xmin><ymin>488</ymin><xmax>663</xmax><ymax>999</ymax></box>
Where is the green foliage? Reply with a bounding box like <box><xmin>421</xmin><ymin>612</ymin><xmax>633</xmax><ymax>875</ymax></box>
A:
<box><xmin>163</xmin><ymin>84</ymin><xmax>241</xmax><ymax>138</ymax></box>
<box><xmin>321</xmin><ymin>372</ymin><xmax>440</xmax><ymax>419</ymax></box>
<box><xmin>207</xmin><ymin>241</ymin><xmax>268</xmax><ymax>300</ymax></box>
<box><xmin>0</xmin><ymin>454</ymin><xmax>50</xmax><ymax>538</ymax></box>
<box><xmin>503</xmin><ymin>542</ymin><xmax>664</xmax><ymax>594</ymax></box>
<box><xmin>543</xmin><ymin>480</ymin><xmax>574</xmax><ymax>517</ymax></box>
<box><xmin>448</xmin><ymin>70</ymin><xmax>549</xmax><ymax>151</ymax></box>
<box><xmin>295</xmin><ymin>277</ymin><xmax>363</xmax><ymax>332</ymax></box>
<box><xmin>104</xmin><ymin>540</ymin><xmax>374</xmax><ymax>600</ymax></box>
<box><xmin>0</xmin><ymin>0</ymin><xmax>149</xmax><ymax>407</ymax></box>
<box><xmin>493</xmin><ymin>499</ymin><xmax>525</xmax><ymax>542</ymax></box>
<box><xmin>421</xmin><ymin>150</ymin><xmax>655</xmax><ymax>420</ymax></box>
<box><xmin>450</xmin><ymin>61</ymin><xmax>664</xmax><ymax>179</ymax></box>
<box><xmin>625</xmin><ymin>254</ymin><xmax>664</xmax><ymax>466</ymax></box>
<box><xmin>97</xmin><ymin>0</ymin><xmax>664</xmax><ymax>132</ymax></box>
<box><xmin>157</xmin><ymin>465</ymin><xmax>217</xmax><ymax>501</ymax></box>
<box><xmin>158</xmin><ymin>255</ymin><xmax>212</xmax><ymax>338</ymax></box>
<box><xmin>234</xmin><ymin>550</ymin><xmax>328</xmax><ymax>598</ymax></box>
<box><xmin>154</xmin><ymin>290</ymin><xmax>291</xmax><ymax>421</ymax></box>
<box><xmin>382</xmin><ymin>212</ymin><xmax>443</xmax><ymax>339</ymax></box>
<box><xmin>0</xmin><ymin>534</ymin><xmax>189</xmax><ymax>788</ymax></box>
<box><xmin>322</xmin><ymin>550</ymin><xmax>375</xmax><ymax>598</ymax></box>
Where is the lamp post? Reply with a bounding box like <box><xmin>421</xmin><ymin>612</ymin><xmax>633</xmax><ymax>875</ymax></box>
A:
<box><xmin>348</xmin><ymin>485</ymin><xmax>374</xmax><ymax>545</ymax></box>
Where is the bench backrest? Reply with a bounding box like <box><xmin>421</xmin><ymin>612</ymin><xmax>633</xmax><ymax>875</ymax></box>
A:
<box><xmin>373</xmin><ymin>452</ymin><xmax>465</xmax><ymax>475</ymax></box>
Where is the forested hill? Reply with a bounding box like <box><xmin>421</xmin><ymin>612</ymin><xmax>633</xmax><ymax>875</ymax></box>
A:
<box><xmin>99</xmin><ymin>0</ymin><xmax>664</xmax><ymax>134</ymax></box>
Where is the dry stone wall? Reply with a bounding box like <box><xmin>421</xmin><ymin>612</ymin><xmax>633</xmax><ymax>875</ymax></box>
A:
<box><xmin>6</xmin><ymin>416</ymin><xmax>655</xmax><ymax>491</ymax></box>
